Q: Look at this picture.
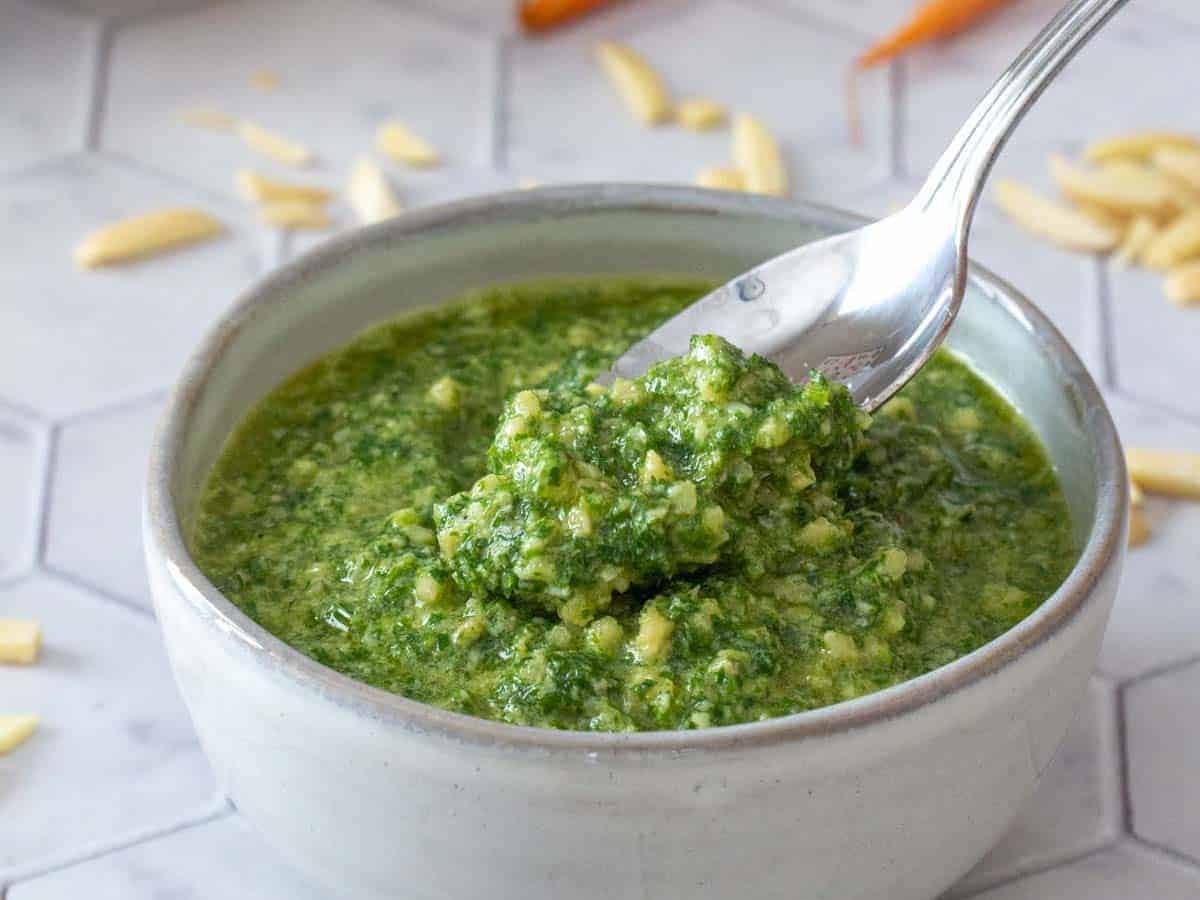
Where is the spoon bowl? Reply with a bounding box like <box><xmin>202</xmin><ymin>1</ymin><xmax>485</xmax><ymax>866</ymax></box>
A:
<box><xmin>604</xmin><ymin>0</ymin><xmax>1130</xmax><ymax>410</ymax></box>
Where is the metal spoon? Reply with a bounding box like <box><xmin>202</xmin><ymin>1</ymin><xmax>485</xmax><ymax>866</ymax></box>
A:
<box><xmin>602</xmin><ymin>0</ymin><xmax>1130</xmax><ymax>410</ymax></box>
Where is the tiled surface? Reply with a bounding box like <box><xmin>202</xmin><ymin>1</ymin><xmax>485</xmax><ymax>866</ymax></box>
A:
<box><xmin>8</xmin><ymin>814</ymin><xmax>332</xmax><ymax>900</ymax></box>
<box><xmin>45</xmin><ymin>397</ymin><xmax>164</xmax><ymax>609</ymax></box>
<box><xmin>102</xmin><ymin>0</ymin><xmax>493</xmax><ymax>197</ymax></box>
<box><xmin>5</xmin><ymin>1</ymin><xmax>1200</xmax><ymax>897</ymax></box>
<box><xmin>0</xmin><ymin>1</ymin><xmax>94</xmax><ymax>173</ymax></box>
<box><xmin>0</xmin><ymin>156</ymin><xmax>261</xmax><ymax>417</ymax></box>
<box><xmin>0</xmin><ymin>574</ymin><xmax>215</xmax><ymax>878</ymax></box>
<box><xmin>0</xmin><ymin>404</ymin><xmax>48</xmax><ymax>583</ymax></box>
<box><xmin>949</xmin><ymin>680</ymin><xmax>1121</xmax><ymax>897</ymax></box>
<box><xmin>1126</xmin><ymin>659</ymin><xmax>1200</xmax><ymax>863</ymax></box>
<box><xmin>969</xmin><ymin>843</ymin><xmax>1200</xmax><ymax>900</ymax></box>
<box><xmin>1096</xmin><ymin>395</ymin><xmax>1200</xmax><ymax>681</ymax></box>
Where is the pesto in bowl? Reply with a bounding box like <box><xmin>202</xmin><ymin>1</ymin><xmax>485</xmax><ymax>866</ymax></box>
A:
<box><xmin>190</xmin><ymin>278</ymin><xmax>1077</xmax><ymax>732</ymax></box>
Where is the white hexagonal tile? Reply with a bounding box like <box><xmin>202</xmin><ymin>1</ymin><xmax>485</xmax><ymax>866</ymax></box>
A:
<box><xmin>506</xmin><ymin>0</ymin><xmax>890</xmax><ymax>208</ymax></box>
<box><xmin>0</xmin><ymin>573</ymin><xmax>215</xmax><ymax>875</ymax></box>
<box><xmin>0</xmin><ymin>155</ymin><xmax>260</xmax><ymax>417</ymax></box>
<box><xmin>1108</xmin><ymin>263</ymin><xmax>1200</xmax><ymax>421</ymax></box>
<box><xmin>395</xmin><ymin>0</ymin><xmax>520</xmax><ymax>34</ymax></box>
<box><xmin>53</xmin><ymin>0</ymin><xmax>216</xmax><ymax>20</ymax></box>
<box><xmin>1127</xmin><ymin>659</ymin><xmax>1200</xmax><ymax>862</ymax></box>
<box><xmin>45</xmin><ymin>395</ymin><xmax>163</xmax><ymax>609</ymax></box>
<box><xmin>0</xmin><ymin>1</ymin><xmax>93</xmax><ymax>173</ymax></box>
<box><xmin>967</xmin><ymin>843</ymin><xmax>1200</xmax><ymax>900</ymax></box>
<box><xmin>898</xmin><ymin>3</ymin><xmax>1199</xmax><ymax>178</ymax></box>
<box><xmin>1096</xmin><ymin>393</ymin><xmax>1200</xmax><ymax>681</ymax></box>
<box><xmin>9</xmin><ymin>813</ymin><xmax>332</xmax><ymax>900</ymax></box>
<box><xmin>0</xmin><ymin>404</ymin><xmax>48</xmax><ymax>583</ymax></box>
<box><xmin>948</xmin><ymin>680</ymin><xmax>1120</xmax><ymax>897</ymax></box>
<box><xmin>764</xmin><ymin>0</ymin><xmax>911</xmax><ymax>35</ymax></box>
<box><xmin>102</xmin><ymin>0</ymin><xmax>492</xmax><ymax>197</ymax></box>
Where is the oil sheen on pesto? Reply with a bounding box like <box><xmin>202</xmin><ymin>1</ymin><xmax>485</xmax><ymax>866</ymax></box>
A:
<box><xmin>191</xmin><ymin>279</ymin><xmax>1077</xmax><ymax>732</ymax></box>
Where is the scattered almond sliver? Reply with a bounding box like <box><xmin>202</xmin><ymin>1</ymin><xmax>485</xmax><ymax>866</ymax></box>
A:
<box><xmin>0</xmin><ymin>619</ymin><xmax>40</xmax><ymax>664</ymax></box>
<box><xmin>1128</xmin><ymin>504</ymin><xmax>1152</xmax><ymax>547</ymax></box>
<box><xmin>0</xmin><ymin>715</ymin><xmax>39</xmax><ymax>755</ymax></box>
<box><xmin>1165</xmin><ymin>261</ymin><xmax>1200</xmax><ymax>307</ymax></box>
<box><xmin>237</xmin><ymin>170</ymin><xmax>330</xmax><ymax>206</ymax></box>
<box><xmin>518</xmin><ymin>177</ymin><xmax>542</xmax><ymax>190</ymax></box>
<box><xmin>259</xmin><ymin>201</ymin><xmax>332</xmax><ymax>230</ymax></box>
<box><xmin>1141</xmin><ymin>209</ymin><xmax>1200</xmax><ymax>270</ymax></box>
<box><xmin>75</xmin><ymin>208</ymin><xmax>224</xmax><ymax>268</ymax></box>
<box><xmin>675</xmin><ymin>97</ymin><xmax>727</xmax><ymax>131</ymax></box>
<box><xmin>1084</xmin><ymin>131</ymin><xmax>1200</xmax><ymax>164</ymax></box>
<box><xmin>994</xmin><ymin>180</ymin><xmax>1120</xmax><ymax>253</ymax></box>
<box><xmin>376</xmin><ymin>121</ymin><xmax>439</xmax><ymax>168</ymax></box>
<box><xmin>595</xmin><ymin>41</ymin><xmax>672</xmax><ymax>126</ymax></box>
<box><xmin>1127</xmin><ymin>448</ymin><xmax>1200</xmax><ymax>498</ymax></box>
<box><xmin>695</xmin><ymin>166</ymin><xmax>745</xmax><ymax>192</ymax></box>
<box><xmin>238</xmin><ymin>121</ymin><xmax>313</xmax><ymax>167</ymax></box>
<box><xmin>177</xmin><ymin>106</ymin><xmax>237</xmax><ymax>132</ymax></box>
<box><xmin>346</xmin><ymin>158</ymin><xmax>402</xmax><ymax>225</ymax></box>
<box><xmin>1151</xmin><ymin>146</ymin><xmax>1200</xmax><ymax>194</ymax></box>
<box><xmin>1113</xmin><ymin>216</ymin><xmax>1158</xmax><ymax>268</ymax></box>
<box><xmin>1049</xmin><ymin>154</ymin><xmax>1177</xmax><ymax>220</ymax></box>
<box><xmin>733</xmin><ymin>113</ymin><xmax>787</xmax><ymax>198</ymax></box>
<box><xmin>249</xmin><ymin>68</ymin><xmax>281</xmax><ymax>93</ymax></box>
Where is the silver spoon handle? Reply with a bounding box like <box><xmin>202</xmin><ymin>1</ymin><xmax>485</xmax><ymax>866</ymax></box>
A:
<box><xmin>914</xmin><ymin>0</ymin><xmax>1131</xmax><ymax>234</ymax></box>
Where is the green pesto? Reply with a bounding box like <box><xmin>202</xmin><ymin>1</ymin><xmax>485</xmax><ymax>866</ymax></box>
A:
<box><xmin>190</xmin><ymin>279</ymin><xmax>1078</xmax><ymax>732</ymax></box>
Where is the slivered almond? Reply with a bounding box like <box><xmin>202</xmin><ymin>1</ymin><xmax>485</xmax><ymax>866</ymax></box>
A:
<box><xmin>1075</xmin><ymin>201</ymin><xmax>1128</xmax><ymax>230</ymax></box>
<box><xmin>260</xmin><ymin>201</ymin><xmax>332</xmax><ymax>230</ymax></box>
<box><xmin>1128</xmin><ymin>504</ymin><xmax>1151</xmax><ymax>547</ymax></box>
<box><xmin>1049</xmin><ymin>155</ymin><xmax>1176</xmax><ymax>219</ymax></box>
<box><xmin>1141</xmin><ymin>209</ymin><xmax>1200</xmax><ymax>269</ymax></box>
<box><xmin>376</xmin><ymin>121</ymin><xmax>439</xmax><ymax>167</ymax></box>
<box><xmin>994</xmin><ymin>180</ymin><xmax>1120</xmax><ymax>252</ymax></box>
<box><xmin>695</xmin><ymin>166</ymin><xmax>745</xmax><ymax>191</ymax></box>
<box><xmin>0</xmin><ymin>620</ymin><xmax>40</xmax><ymax>664</ymax></box>
<box><xmin>75</xmin><ymin>208</ymin><xmax>224</xmax><ymax>268</ymax></box>
<box><xmin>1127</xmin><ymin>448</ymin><xmax>1200</xmax><ymax>498</ymax></box>
<box><xmin>733</xmin><ymin>113</ymin><xmax>787</xmax><ymax>197</ymax></box>
<box><xmin>1164</xmin><ymin>260</ymin><xmax>1200</xmax><ymax>306</ymax></box>
<box><xmin>1130</xmin><ymin>480</ymin><xmax>1145</xmax><ymax>506</ymax></box>
<box><xmin>177</xmin><ymin>106</ymin><xmax>236</xmax><ymax>132</ymax></box>
<box><xmin>595</xmin><ymin>41</ymin><xmax>671</xmax><ymax>126</ymax></box>
<box><xmin>1113</xmin><ymin>216</ymin><xmax>1159</xmax><ymax>267</ymax></box>
<box><xmin>1151</xmin><ymin>146</ymin><xmax>1200</xmax><ymax>193</ymax></box>
<box><xmin>238</xmin><ymin>121</ymin><xmax>313</xmax><ymax>166</ymax></box>
<box><xmin>1084</xmin><ymin>131</ymin><xmax>1200</xmax><ymax>164</ymax></box>
<box><xmin>249</xmin><ymin>68</ymin><xmax>281</xmax><ymax>93</ymax></box>
<box><xmin>0</xmin><ymin>715</ymin><xmax>39</xmax><ymax>755</ymax></box>
<box><xmin>346</xmin><ymin>158</ymin><xmax>402</xmax><ymax>225</ymax></box>
<box><xmin>236</xmin><ymin>170</ymin><xmax>330</xmax><ymax>205</ymax></box>
<box><xmin>675</xmin><ymin>97</ymin><xmax>727</xmax><ymax>131</ymax></box>
<box><xmin>518</xmin><ymin>177</ymin><xmax>542</xmax><ymax>189</ymax></box>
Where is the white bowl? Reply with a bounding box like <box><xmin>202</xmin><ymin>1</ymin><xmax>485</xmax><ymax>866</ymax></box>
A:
<box><xmin>145</xmin><ymin>186</ymin><xmax>1127</xmax><ymax>900</ymax></box>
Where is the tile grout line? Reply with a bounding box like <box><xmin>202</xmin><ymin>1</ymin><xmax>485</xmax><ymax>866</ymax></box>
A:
<box><xmin>1106</xmin><ymin>385</ymin><xmax>1200</xmax><ymax>431</ymax></box>
<box><xmin>55</xmin><ymin>385</ymin><xmax>170</xmax><ymax>428</ymax></box>
<box><xmin>83</xmin><ymin>19</ymin><xmax>114</xmax><ymax>152</ymax></box>
<box><xmin>40</xmin><ymin>565</ymin><xmax>155</xmax><ymax>623</ymax></box>
<box><xmin>1114</xmin><ymin>679</ymin><xmax>1135</xmax><ymax>840</ymax></box>
<box><xmin>1119</xmin><ymin>652</ymin><xmax>1200</xmax><ymax>691</ymax></box>
<box><xmin>1126</xmin><ymin>834</ymin><xmax>1200</xmax><ymax>875</ymax></box>
<box><xmin>32</xmin><ymin>424</ymin><xmax>61</xmax><ymax>574</ymax></box>
<box><xmin>1090</xmin><ymin>257</ymin><xmax>1118</xmax><ymax>390</ymax></box>
<box><xmin>1</xmin><ymin>798</ymin><xmax>233</xmax><ymax>889</ymax></box>
<box><xmin>488</xmin><ymin>36</ymin><xmax>510</xmax><ymax>172</ymax></box>
<box><xmin>951</xmin><ymin>842</ymin><xmax>1119</xmax><ymax>899</ymax></box>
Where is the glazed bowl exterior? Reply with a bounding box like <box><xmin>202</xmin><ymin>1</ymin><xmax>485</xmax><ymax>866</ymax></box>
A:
<box><xmin>144</xmin><ymin>186</ymin><xmax>1126</xmax><ymax>900</ymax></box>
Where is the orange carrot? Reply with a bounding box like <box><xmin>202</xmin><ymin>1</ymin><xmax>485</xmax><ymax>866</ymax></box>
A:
<box><xmin>857</xmin><ymin>0</ymin><xmax>1016</xmax><ymax>68</ymax></box>
<box><xmin>520</xmin><ymin>0</ymin><xmax>618</xmax><ymax>32</ymax></box>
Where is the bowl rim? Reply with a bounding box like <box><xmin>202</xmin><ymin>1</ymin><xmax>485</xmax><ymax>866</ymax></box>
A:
<box><xmin>146</xmin><ymin>184</ymin><xmax>1126</xmax><ymax>756</ymax></box>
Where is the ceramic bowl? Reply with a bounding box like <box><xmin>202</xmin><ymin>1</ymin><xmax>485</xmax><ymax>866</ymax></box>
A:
<box><xmin>144</xmin><ymin>186</ymin><xmax>1126</xmax><ymax>900</ymax></box>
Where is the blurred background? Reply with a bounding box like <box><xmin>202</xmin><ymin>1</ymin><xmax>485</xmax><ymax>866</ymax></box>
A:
<box><xmin>2</xmin><ymin>0</ymin><xmax>1199</xmax><ymax>897</ymax></box>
